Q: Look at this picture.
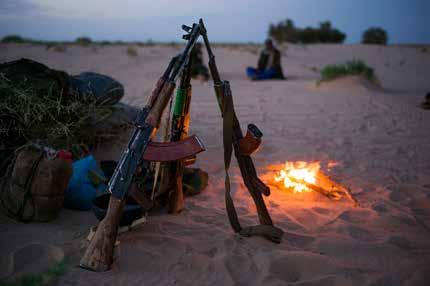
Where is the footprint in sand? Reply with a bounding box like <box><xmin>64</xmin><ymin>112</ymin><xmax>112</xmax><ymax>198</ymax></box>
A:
<box><xmin>387</xmin><ymin>236</ymin><xmax>413</xmax><ymax>250</ymax></box>
<box><xmin>284</xmin><ymin>232</ymin><xmax>316</xmax><ymax>248</ymax></box>
<box><xmin>389</xmin><ymin>189</ymin><xmax>411</xmax><ymax>203</ymax></box>
<box><xmin>268</xmin><ymin>252</ymin><xmax>337</xmax><ymax>284</ymax></box>
<box><xmin>311</xmin><ymin>207</ymin><xmax>331</xmax><ymax>215</ymax></box>
<box><xmin>372</xmin><ymin>202</ymin><xmax>389</xmax><ymax>213</ymax></box>
<box><xmin>341</xmin><ymin>225</ymin><xmax>376</xmax><ymax>242</ymax></box>
<box><xmin>339</xmin><ymin>209</ymin><xmax>375</xmax><ymax>224</ymax></box>
<box><xmin>222</xmin><ymin>238</ymin><xmax>261</xmax><ymax>284</ymax></box>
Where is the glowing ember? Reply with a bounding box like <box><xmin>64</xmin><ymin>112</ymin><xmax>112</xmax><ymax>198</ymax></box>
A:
<box><xmin>274</xmin><ymin>161</ymin><xmax>321</xmax><ymax>193</ymax></box>
<box><xmin>327</xmin><ymin>160</ymin><xmax>341</xmax><ymax>170</ymax></box>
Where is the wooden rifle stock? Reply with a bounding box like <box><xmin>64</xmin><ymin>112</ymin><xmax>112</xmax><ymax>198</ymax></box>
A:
<box><xmin>146</xmin><ymin>82</ymin><xmax>177</xmax><ymax>127</ymax></box>
<box><xmin>158</xmin><ymin>61</ymin><xmax>193</xmax><ymax>214</ymax></box>
<box><xmin>147</xmin><ymin>55</ymin><xmax>179</xmax><ymax>106</ymax></box>
<box><xmin>80</xmin><ymin>197</ymin><xmax>125</xmax><ymax>271</ymax></box>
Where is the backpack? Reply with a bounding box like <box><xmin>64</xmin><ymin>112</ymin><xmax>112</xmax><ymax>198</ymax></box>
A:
<box><xmin>0</xmin><ymin>144</ymin><xmax>73</xmax><ymax>222</ymax></box>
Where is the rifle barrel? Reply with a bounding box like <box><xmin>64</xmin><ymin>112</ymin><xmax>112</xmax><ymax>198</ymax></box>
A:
<box><xmin>170</xmin><ymin>23</ymin><xmax>202</xmax><ymax>82</ymax></box>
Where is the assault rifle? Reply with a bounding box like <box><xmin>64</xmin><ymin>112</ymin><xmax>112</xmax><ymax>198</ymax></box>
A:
<box><xmin>166</xmin><ymin>58</ymin><xmax>194</xmax><ymax>213</ymax></box>
<box><xmin>79</xmin><ymin>23</ymin><xmax>204</xmax><ymax>272</ymax></box>
<box><xmin>80</xmin><ymin>19</ymin><xmax>283</xmax><ymax>272</ymax></box>
<box><xmin>198</xmin><ymin>19</ymin><xmax>283</xmax><ymax>242</ymax></box>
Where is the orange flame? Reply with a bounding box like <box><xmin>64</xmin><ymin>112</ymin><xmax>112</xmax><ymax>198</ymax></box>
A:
<box><xmin>274</xmin><ymin>161</ymin><xmax>321</xmax><ymax>193</ymax></box>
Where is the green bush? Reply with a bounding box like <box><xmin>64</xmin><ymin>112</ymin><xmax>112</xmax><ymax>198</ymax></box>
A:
<box><xmin>75</xmin><ymin>36</ymin><xmax>92</xmax><ymax>46</ymax></box>
<box><xmin>319</xmin><ymin>60</ymin><xmax>378</xmax><ymax>83</ymax></box>
<box><xmin>100</xmin><ymin>40</ymin><xmax>112</xmax><ymax>46</ymax></box>
<box><xmin>269</xmin><ymin>19</ymin><xmax>297</xmax><ymax>43</ymax></box>
<box><xmin>268</xmin><ymin>19</ymin><xmax>346</xmax><ymax>44</ymax></box>
<box><xmin>126</xmin><ymin>46</ymin><xmax>138</xmax><ymax>57</ymax></box>
<box><xmin>362</xmin><ymin>27</ymin><xmax>388</xmax><ymax>45</ymax></box>
<box><xmin>0</xmin><ymin>260</ymin><xmax>68</xmax><ymax>286</ymax></box>
<box><xmin>46</xmin><ymin>44</ymin><xmax>67</xmax><ymax>53</ymax></box>
<box><xmin>2</xmin><ymin>35</ymin><xmax>27</xmax><ymax>43</ymax></box>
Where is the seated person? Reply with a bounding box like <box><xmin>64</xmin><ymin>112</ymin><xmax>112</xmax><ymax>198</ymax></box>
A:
<box><xmin>190</xmin><ymin>43</ymin><xmax>210</xmax><ymax>81</ymax></box>
<box><xmin>421</xmin><ymin>92</ymin><xmax>430</xmax><ymax>110</ymax></box>
<box><xmin>246</xmin><ymin>39</ymin><xmax>285</xmax><ymax>80</ymax></box>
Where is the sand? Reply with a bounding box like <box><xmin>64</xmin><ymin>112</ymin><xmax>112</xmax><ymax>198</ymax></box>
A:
<box><xmin>1</xmin><ymin>43</ymin><xmax>430</xmax><ymax>285</ymax></box>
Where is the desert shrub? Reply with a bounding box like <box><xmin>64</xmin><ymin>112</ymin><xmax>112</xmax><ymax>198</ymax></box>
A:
<box><xmin>0</xmin><ymin>259</ymin><xmax>68</xmax><ymax>286</ymax></box>
<box><xmin>169</xmin><ymin>41</ymin><xmax>180</xmax><ymax>48</ymax></box>
<box><xmin>91</xmin><ymin>45</ymin><xmax>99</xmax><ymax>53</ymax></box>
<box><xmin>146</xmin><ymin>38</ymin><xmax>154</xmax><ymax>46</ymax></box>
<box><xmin>319</xmin><ymin>59</ymin><xmax>377</xmax><ymax>83</ymax></box>
<box><xmin>75</xmin><ymin>36</ymin><xmax>93</xmax><ymax>46</ymax></box>
<box><xmin>100</xmin><ymin>40</ymin><xmax>112</xmax><ymax>46</ymax></box>
<box><xmin>362</xmin><ymin>27</ymin><xmax>388</xmax><ymax>45</ymax></box>
<box><xmin>2</xmin><ymin>35</ymin><xmax>27</xmax><ymax>43</ymax></box>
<box><xmin>269</xmin><ymin>19</ymin><xmax>297</xmax><ymax>43</ymax></box>
<box><xmin>315</xmin><ymin>21</ymin><xmax>346</xmax><ymax>43</ymax></box>
<box><xmin>1</xmin><ymin>35</ymin><xmax>49</xmax><ymax>45</ymax></box>
<box><xmin>268</xmin><ymin>19</ymin><xmax>346</xmax><ymax>44</ymax></box>
<box><xmin>48</xmin><ymin>44</ymin><xmax>67</xmax><ymax>53</ymax></box>
<box><xmin>126</xmin><ymin>46</ymin><xmax>138</xmax><ymax>57</ymax></box>
<box><xmin>0</xmin><ymin>73</ymin><xmax>113</xmax><ymax>149</ymax></box>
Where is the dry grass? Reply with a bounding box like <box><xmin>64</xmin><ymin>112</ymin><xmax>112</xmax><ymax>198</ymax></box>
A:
<box><xmin>0</xmin><ymin>74</ymin><xmax>113</xmax><ymax>149</ymax></box>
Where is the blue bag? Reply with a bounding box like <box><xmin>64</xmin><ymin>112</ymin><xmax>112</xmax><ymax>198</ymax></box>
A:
<box><xmin>64</xmin><ymin>155</ymin><xmax>106</xmax><ymax>210</ymax></box>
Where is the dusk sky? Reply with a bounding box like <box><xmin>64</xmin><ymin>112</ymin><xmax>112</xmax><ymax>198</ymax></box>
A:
<box><xmin>0</xmin><ymin>0</ymin><xmax>429</xmax><ymax>44</ymax></box>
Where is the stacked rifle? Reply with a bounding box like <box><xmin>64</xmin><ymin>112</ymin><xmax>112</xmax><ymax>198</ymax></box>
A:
<box><xmin>80</xmin><ymin>19</ymin><xmax>283</xmax><ymax>272</ymax></box>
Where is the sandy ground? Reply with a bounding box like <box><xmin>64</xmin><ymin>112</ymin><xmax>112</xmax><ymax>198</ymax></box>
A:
<box><xmin>1</xmin><ymin>43</ymin><xmax>430</xmax><ymax>285</ymax></box>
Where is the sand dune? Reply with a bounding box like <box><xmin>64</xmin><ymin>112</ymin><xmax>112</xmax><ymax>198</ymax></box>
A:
<box><xmin>1</xmin><ymin>43</ymin><xmax>430</xmax><ymax>285</ymax></box>
<box><xmin>312</xmin><ymin>75</ymin><xmax>382</xmax><ymax>93</ymax></box>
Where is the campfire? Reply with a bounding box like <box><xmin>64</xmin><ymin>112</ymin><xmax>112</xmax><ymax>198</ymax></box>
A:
<box><xmin>275</xmin><ymin>161</ymin><xmax>320</xmax><ymax>193</ymax></box>
<box><xmin>272</xmin><ymin>161</ymin><xmax>358</xmax><ymax>205</ymax></box>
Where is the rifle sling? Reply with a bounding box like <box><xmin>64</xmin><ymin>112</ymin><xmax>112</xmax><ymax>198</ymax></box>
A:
<box><xmin>222</xmin><ymin>86</ymin><xmax>282</xmax><ymax>243</ymax></box>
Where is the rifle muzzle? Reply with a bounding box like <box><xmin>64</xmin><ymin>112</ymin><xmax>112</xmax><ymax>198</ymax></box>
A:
<box><xmin>238</xmin><ymin>124</ymin><xmax>263</xmax><ymax>155</ymax></box>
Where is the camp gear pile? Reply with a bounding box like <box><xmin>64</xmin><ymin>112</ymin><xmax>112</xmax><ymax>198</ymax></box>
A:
<box><xmin>0</xmin><ymin>59</ymin><xmax>131</xmax><ymax>220</ymax></box>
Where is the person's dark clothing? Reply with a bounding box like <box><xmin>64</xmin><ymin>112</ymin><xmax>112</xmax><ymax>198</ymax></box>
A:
<box><xmin>257</xmin><ymin>48</ymin><xmax>284</xmax><ymax>79</ymax></box>
<box><xmin>246</xmin><ymin>47</ymin><xmax>285</xmax><ymax>80</ymax></box>
<box><xmin>421</xmin><ymin>92</ymin><xmax>430</xmax><ymax>110</ymax></box>
<box><xmin>190</xmin><ymin>44</ymin><xmax>209</xmax><ymax>80</ymax></box>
